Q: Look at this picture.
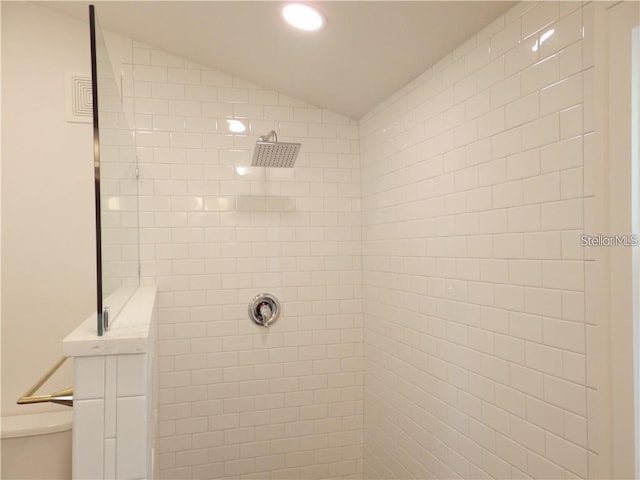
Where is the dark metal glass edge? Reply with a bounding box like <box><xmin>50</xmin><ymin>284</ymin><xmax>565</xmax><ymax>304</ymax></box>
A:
<box><xmin>89</xmin><ymin>5</ymin><xmax>103</xmax><ymax>336</ymax></box>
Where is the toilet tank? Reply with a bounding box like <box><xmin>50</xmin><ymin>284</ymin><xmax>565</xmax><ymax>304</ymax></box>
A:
<box><xmin>1</xmin><ymin>410</ymin><xmax>72</xmax><ymax>479</ymax></box>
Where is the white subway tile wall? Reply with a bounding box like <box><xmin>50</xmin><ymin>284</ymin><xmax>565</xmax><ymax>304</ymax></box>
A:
<box><xmin>99</xmin><ymin>64</ymin><xmax>140</xmax><ymax>296</ymax></box>
<box><xmin>120</xmin><ymin>2</ymin><xmax>601</xmax><ymax>479</ymax></box>
<box><xmin>361</xmin><ymin>2</ymin><xmax>593</xmax><ymax>479</ymax></box>
<box><xmin>131</xmin><ymin>45</ymin><xmax>363</xmax><ymax>478</ymax></box>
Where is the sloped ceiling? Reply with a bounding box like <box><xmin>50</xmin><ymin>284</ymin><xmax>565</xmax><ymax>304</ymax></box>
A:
<box><xmin>44</xmin><ymin>1</ymin><xmax>515</xmax><ymax>119</ymax></box>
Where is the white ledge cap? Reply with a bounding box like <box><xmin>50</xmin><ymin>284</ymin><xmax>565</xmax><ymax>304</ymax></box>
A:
<box><xmin>63</xmin><ymin>286</ymin><xmax>157</xmax><ymax>358</ymax></box>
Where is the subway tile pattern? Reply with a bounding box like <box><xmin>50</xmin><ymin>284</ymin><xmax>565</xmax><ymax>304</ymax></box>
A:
<box><xmin>121</xmin><ymin>2</ymin><xmax>599</xmax><ymax>478</ymax></box>
<box><xmin>130</xmin><ymin>44</ymin><xmax>364</xmax><ymax>479</ymax></box>
<box><xmin>360</xmin><ymin>2</ymin><xmax>592</xmax><ymax>479</ymax></box>
<box><xmin>73</xmin><ymin>350</ymin><xmax>156</xmax><ymax>480</ymax></box>
<box><xmin>99</xmin><ymin>58</ymin><xmax>140</xmax><ymax>297</ymax></box>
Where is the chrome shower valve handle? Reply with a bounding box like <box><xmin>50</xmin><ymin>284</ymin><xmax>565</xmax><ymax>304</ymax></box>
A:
<box><xmin>249</xmin><ymin>293</ymin><xmax>281</xmax><ymax>327</ymax></box>
<box><xmin>259</xmin><ymin>303</ymin><xmax>273</xmax><ymax>326</ymax></box>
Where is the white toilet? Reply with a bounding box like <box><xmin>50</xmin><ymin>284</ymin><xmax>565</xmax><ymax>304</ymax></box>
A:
<box><xmin>1</xmin><ymin>410</ymin><xmax>72</xmax><ymax>479</ymax></box>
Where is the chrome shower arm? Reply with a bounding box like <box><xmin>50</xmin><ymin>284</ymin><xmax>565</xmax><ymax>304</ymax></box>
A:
<box><xmin>258</xmin><ymin>130</ymin><xmax>278</xmax><ymax>143</ymax></box>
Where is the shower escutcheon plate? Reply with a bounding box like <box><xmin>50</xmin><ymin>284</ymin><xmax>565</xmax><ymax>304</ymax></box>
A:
<box><xmin>248</xmin><ymin>293</ymin><xmax>281</xmax><ymax>327</ymax></box>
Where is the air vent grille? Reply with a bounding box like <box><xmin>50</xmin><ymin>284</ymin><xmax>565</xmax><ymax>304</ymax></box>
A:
<box><xmin>66</xmin><ymin>73</ymin><xmax>92</xmax><ymax>123</ymax></box>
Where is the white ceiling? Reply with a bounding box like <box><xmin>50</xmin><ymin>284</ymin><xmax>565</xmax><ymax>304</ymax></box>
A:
<box><xmin>44</xmin><ymin>1</ymin><xmax>515</xmax><ymax>119</ymax></box>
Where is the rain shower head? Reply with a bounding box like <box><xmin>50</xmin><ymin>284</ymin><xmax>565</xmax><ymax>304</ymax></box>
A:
<box><xmin>251</xmin><ymin>130</ymin><xmax>301</xmax><ymax>168</ymax></box>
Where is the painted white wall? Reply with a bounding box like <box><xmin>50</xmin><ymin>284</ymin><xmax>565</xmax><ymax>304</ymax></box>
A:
<box><xmin>596</xmin><ymin>3</ymin><xmax>640</xmax><ymax>477</ymax></box>
<box><xmin>1</xmin><ymin>2</ymin><xmax>95</xmax><ymax>416</ymax></box>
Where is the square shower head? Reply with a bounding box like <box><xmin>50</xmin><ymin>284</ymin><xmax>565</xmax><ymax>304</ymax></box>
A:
<box><xmin>251</xmin><ymin>141</ymin><xmax>301</xmax><ymax>168</ymax></box>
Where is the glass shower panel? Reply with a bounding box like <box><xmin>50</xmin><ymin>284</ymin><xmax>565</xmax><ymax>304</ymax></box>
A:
<box><xmin>90</xmin><ymin>6</ymin><xmax>139</xmax><ymax>335</ymax></box>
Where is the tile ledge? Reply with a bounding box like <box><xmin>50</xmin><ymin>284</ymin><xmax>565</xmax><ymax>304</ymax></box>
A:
<box><xmin>63</xmin><ymin>286</ymin><xmax>157</xmax><ymax>357</ymax></box>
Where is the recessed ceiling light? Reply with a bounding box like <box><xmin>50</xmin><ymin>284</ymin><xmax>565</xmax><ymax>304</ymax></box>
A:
<box><xmin>282</xmin><ymin>3</ymin><xmax>325</xmax><ymax>32</ymax></box>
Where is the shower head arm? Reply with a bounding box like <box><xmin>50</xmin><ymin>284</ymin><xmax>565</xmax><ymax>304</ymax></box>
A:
<box><xmin>258</xmin><ymin>130</ymin><xmax>278</xmax><ymax>143</ymax></box>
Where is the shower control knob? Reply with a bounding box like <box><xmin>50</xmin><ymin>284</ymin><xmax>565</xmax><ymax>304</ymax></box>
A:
<box><xmin>248</xmin><ymin>293</ymin><xmax>281</xmax><ymax>327</ymax></box>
